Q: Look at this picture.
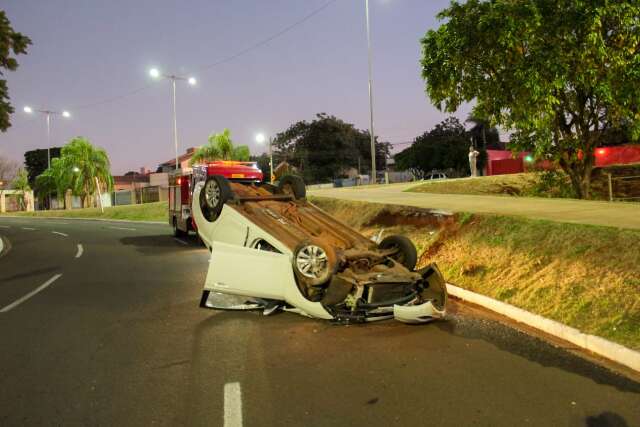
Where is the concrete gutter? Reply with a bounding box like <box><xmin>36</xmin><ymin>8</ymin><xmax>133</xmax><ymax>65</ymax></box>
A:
<box><xmin>0</xmin><ymin>215</ymin><xmax>166</xmax><ymax>225</ymax></box>
<box><xmin>447</xmin><ymin>283</ymin><xmax>640</xmax><ymax>373</ymax></box>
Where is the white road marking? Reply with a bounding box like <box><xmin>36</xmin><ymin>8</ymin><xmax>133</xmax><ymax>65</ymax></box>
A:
<box><xmin>224</xmin><ymin>382</ymin><xmax>243</xmax><ymax>427</ymax></box>
<box><xmin>51</xmin><ymin>231</ymin><xmax>68</xmax><ymax>237</ymax></box>
<box><xmin>21</xmin><ymin>227</ymin><xmax>36</xmax><ymax>231</ymax></box>
<box><xmin>109</xmin><ymin>226</ymin><xmax>137</xmax><ymax>231</ymax></box>
<box><xmin>174</xmin><ymin>238</ymin><xmax>188</xmax><ymax>245</ymax></box>
<box><xmin>0</xmin><ymin>225</ymin><xmax>10</xmax><ymax>229</ymax></box>
<box><xmin>0</xmin><ymin>274</ymin><xmax>63</xmax><ymax>313</ymax></box>
<box><xmin>75</xmin><ymin>244</ymin><xmax>84</xmax><ymax>258</ymax></box>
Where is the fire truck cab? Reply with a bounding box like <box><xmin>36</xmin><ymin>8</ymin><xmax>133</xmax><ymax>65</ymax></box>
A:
<box><xmin>168</xmin><ymin>161</ymin><xmax>264</xmax><ymax>237</ymax></box>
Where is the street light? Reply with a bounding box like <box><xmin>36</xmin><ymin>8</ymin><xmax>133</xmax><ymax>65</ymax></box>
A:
<box><xmin>255</xmin><ymin>133</ymin><xmax>273</xmax><ymax>184</ymax></box>
<box><xmin>365</xmin><ymin>0</ymin><xmax>377</xmax><ymax>184</ymax></box>
<box><xmin>23</xmin><ymin>106</ymin><xmax>71</xmax><ymax>169</ymax></box>
<box><xmin>149</xmin><ymin>67</ymin><xmax>197</xmax><ymax>170</ymax></box>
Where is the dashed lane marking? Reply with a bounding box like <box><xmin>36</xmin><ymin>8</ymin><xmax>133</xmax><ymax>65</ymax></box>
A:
<box><xmin>224</xmin><ymin>382</ymin><xmax>243</xmax><ymax>427</ymax></box>
<box><xmin>75</xmin><ymin>244</ymin><xmax>84</xmax><ymax>258</ymax></box>
<box><xmin>21</xmin><ymin>227</ymin><xmax>36</xmax><ymax>231</ymax></box>
<box><xmin>52</xmin><ymin>231</ymin><xmax>69</xmax><ymax>237</ymax></box>
<box><xmin>109</xmin><ymin>226</ymin><xmax>137</xmax><ymax>231</ymax></box>
<box><xmin>0</xmin><ymin>274</ymin><xmax>63</xmax><ymax>313</ymax></box>
<box><xmin>174</xmin><ymin>238</ymin><xmax>188</xmax><ymax>245</ymax></box>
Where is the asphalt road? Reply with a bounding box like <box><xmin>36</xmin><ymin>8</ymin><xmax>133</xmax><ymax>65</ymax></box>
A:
<box><xmin>309</xmin><ymin>182</ymin><xmax>640</xmax><ymax>230</ymax></box>
<box><xmin>0</xmin><ymin>217</ymin><xmax>639</xmax><ymax>427</ymax></box>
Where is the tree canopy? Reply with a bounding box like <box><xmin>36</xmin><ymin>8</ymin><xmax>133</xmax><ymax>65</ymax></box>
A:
<box><xmin>273</xmin><ymin>113</ymin><xmax>390</xmax><ymax>184</ymax></box>
<box><xmin>24</xmin><ymin>147</ymin><xmax>62</xmax><ymax>188</ymax></box>
<box><xmin>35</xmin><ymin>137</ymin><xmax>113</xmax><ymax>207</ymax></box>
<box><xmin>421</xmin><ymin>0</ymin><xmax>640</xmax><ymax>198</ymax></box>
<box><xmin>0</xmin><ymin>11</ymin><xmax>31</xmax><ymax>132</ymax></box>
<box><xmin>190</xmin><ymin>129</ymin><xmax>251</xmax><ymax>165</ymax></box>
<box><xmin>394</xmin><ymin>117</ymin><xmax>473</xmax><ymax>178</ymax></box>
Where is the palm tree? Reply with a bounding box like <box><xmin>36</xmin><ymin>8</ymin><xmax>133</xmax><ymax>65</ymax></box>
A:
<box><xmin>61</xmin><ymin>137</ymin><xmax>113</xmax><ymax>207</ymax></box>
<box><xmin>190</xmin><ymin>128</ymin><xmax>251</xmax><ymax>165</ymax></box>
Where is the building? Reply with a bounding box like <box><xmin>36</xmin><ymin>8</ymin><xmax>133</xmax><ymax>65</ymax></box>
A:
<box><xmin>157</xmin><ymin>147</ymin><xmax>198</xmax><ymax>172</ymax></box>
<box><xmin>112</xmin><ymin>173</ymin><xmax>150</xmax><ymax>192</ymax></box>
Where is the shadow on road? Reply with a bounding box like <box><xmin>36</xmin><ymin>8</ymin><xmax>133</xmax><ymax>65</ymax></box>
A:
<box><xmin>120</xmin><ymin>235</ymin><xmax>204</xmax><ymax>255</ymax></box>
<box><xmin>436</xmin><ymin>313</ymin><xmax>640</xmax><ymax>394</ymax></box>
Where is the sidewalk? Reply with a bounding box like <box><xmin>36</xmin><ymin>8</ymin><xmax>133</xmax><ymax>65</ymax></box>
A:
<box><xmin>309</xmin><ymin>183</ymin><xmax>640</xmax><ymax>230</ymax></box>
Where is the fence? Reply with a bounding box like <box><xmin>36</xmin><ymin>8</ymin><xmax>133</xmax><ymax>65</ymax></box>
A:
<box><xmin>111</xmin><ymin>185</ymin><xmax>167</xmax><ymax>206</ymax></box>
<box><xmin>607</xmin><ymin>174</ymin><xmax>640</xmax><ymax>202</ymax></box>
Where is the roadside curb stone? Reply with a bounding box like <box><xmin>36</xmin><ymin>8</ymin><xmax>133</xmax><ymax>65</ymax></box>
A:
<box><xmin>446</xmin><ymin>283</ymin><xmax>640</xmax><ymax>373</ymax></box>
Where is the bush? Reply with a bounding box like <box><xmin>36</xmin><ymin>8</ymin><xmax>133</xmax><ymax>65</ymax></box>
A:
<box><xmin>525</xmin><ymin>170</ymin><xmax>577</xmax><ymax>199</ymax></box>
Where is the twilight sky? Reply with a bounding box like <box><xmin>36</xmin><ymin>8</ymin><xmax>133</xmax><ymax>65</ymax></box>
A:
<box><xmin>0</xmin><ymin>0</ymin><xmax>473</xmax><ymax>174</ymax></box>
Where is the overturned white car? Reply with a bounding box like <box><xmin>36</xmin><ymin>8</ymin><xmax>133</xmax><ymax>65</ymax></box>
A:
<box><xmin>192</xmin><ymin>172</ymin><xmax>447</xmax><ymax>324</ymax></box>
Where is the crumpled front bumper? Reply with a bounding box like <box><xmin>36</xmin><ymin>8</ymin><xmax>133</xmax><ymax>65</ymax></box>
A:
<box><xmin>393</xmin><ymin>300</ymin><xmax>446</xmax><ymax>324</ymax></box>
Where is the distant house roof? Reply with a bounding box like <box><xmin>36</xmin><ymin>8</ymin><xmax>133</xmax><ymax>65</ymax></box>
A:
<box><xmin>159</xmin><ymin>147</ymin><xmax>197</xmax><ymax>168</ymax></box>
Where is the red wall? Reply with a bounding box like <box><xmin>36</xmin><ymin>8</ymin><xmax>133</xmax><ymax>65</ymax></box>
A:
<box><xmin>485</xmin><ymin>145</ymin><xmax>640</xmax><ymax>175</ymax></box>
<box><xmin>595</xmin><ymin>145</ymin><xmax>640</xmax><ymax>167</ymax></box>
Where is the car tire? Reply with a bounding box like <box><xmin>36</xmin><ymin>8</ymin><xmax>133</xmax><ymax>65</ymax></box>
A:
<box><xmin>277</xmin><ymin>175</ymin><xmax>306</xmax><ymax>200</ymax></box>
<box><xmin>379</xmin><ymin>235</ymin><xmax>418</xmax><ymax>271</ymax></box>
<box><xmin>200</xmin><ymin>175</ymin><xmax>233</xmax><ymax>222</ymax></box>
<box><xmin>292</xmin><ymin>242</ymin><xmax>335</xmax><ymax>287</ymax></box>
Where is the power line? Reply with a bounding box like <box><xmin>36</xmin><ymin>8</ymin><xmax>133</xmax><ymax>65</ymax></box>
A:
<box><xmin>198</xmin><ymin>0</ymin><xmax>337</xmax><ymax>71</ymax></box>
<box><xmin>67</xmin><ymin>0</ymin><xmax>337</xmax><ymax>112</ymax></box>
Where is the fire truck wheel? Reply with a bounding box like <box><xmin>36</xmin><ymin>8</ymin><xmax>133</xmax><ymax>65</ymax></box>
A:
<box><xmin>378</xmin><ymin>235</ymin><xmax>417</xmax><ymax>271</ymax></box>
<box><xmin>277</xmin><ymin>175</ymin><xmax>306</xmax><ymax>200</ymax></box>
<box><xmin>172</xmin><ymin>217</ymin><xmax>186</xmax><ymax>237</ymax></box>
<box><xmin>200</xmin><ymin>175</ymin><xmax>233</xmax><ymax>221</ymax></box>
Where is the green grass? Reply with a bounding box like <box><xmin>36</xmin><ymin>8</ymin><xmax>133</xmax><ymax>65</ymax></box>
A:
<box><xmin>1</xmin><ymin>201</ymin><xmax>168</xmax><ymax>222</ymax></box>
<box><xmin>312</xmin><ymin>197</ymin><xmax>640</xmax><ymax>351</ymax></box>
<box><xmin>408</xmin><ymin>173</ymin><xmax>537</xmax><ymax>196</ymax></box>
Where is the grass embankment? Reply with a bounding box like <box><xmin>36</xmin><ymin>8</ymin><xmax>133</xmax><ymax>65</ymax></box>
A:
<box><xmin>311</xmin><ymin>197</ymin><xmax>640</xmax><ymax>350</ymax></box>
<box><xmin>409</xmin><ymin>165</ymin><xmax>640</xmax><ymax>201</ymax></box>
<box><xmin>1</xmin><ymin>201</ymin><xmax>168</xmax><ymax>222</ymax></box>
<box><xmin>409</xmin><ymin>173</ymin><xmax>537</xmax><ymax>196</ymax></box>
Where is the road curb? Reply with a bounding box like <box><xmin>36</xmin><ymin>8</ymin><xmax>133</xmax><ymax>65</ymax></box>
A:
<box><xmin>0</xmin><ymin>215</ymin><xmax>166</xmax><ymax>225</ymax></box>
<box><xmin>446</xmin><ymin>283</ymin><xmax>640</xmax><ymax>373</ymax></box>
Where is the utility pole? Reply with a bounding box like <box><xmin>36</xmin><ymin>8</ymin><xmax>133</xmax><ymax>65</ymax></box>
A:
<box><xmin>365</xmin><ymin>0</ymin><xmax>376</xmax><ymax>184</ymax></box>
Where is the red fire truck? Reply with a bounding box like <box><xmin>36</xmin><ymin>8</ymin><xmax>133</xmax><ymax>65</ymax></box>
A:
<box><xmin>168</xmin><ymin>161</ymin><xmax>264</xmax><ymax>237</ymax></box>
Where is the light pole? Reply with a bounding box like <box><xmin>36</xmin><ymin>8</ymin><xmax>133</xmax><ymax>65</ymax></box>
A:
<box><xmin>149</xmin><ymin>68</ymin><xmax>197</xmax><ymax>170</ymax></box>
<box><xmin>365</xmin><ymin>0</ymin><xmax>376</xmax><ymax>184</ymax></box>
<box><xmin>23</xmin><ymin>106</ymin><xmax>71</xmax><ymax>169</ymax></box>
<box><xmin>255</xmin><ymin>133</ymin><xmax>273</xmax><ymax>184</ymax></box>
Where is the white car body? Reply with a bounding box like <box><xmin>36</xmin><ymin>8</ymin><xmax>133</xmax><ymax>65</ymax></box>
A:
<box><xmin>192</xmin><ymin>181</ymin><xmax>447</xmax><ymax>323</ymax></box>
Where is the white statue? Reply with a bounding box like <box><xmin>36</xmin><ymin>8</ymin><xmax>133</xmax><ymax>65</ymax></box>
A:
<box><xmin>468</xmin><ymin>146</ymin><xmax>480</xmax><ymax>177</ymax></box>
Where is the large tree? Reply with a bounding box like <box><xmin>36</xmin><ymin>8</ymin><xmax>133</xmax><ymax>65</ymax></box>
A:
<box><xmin>11</xmin><ymin>168</ymin><xmax>30</xmax><ymax>209</ymax></box>
<box><xmin>0</xmin><ymin>11</ymin><xmax>31</xmax><ymax>132</ymax></box>
<box><xmin>274</xmin><ymin>113</ymin><xmax>390</xmax><ymax>184</ymax></box>
<box><xmin>24</xmin><ymin>147</ymin><xmax>62</xmax><ymax>188</ymax></box>
<box><xmin>36</xmin><ymin>137</ymin><xmax>113</xmax><ymax>208</ymax></box>
<box><xmin>0</xmin><ymin>153</ymin><xmax>18</xmax><ymax>185</ymax></box>
<box><xmin>395</xmin><ymin>117</ymin><xmax>471</xmax><ymax>178</ymax></box>
<box><xmin>421</xmin><ymin>0</ymin><xmax>640</xmax><ymax>198</ymax></box>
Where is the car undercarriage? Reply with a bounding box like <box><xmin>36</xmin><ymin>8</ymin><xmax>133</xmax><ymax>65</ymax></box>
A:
<box><xmin>193</xmin><ymin>175</ymin><xmax>447</xmax><ymax>323</ymax></box>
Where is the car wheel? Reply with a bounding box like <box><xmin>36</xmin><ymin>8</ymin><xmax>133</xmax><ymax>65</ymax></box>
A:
<box><xmin>292</xmin><ymin>242</ymin><xmax>334</xmax><ymax>287</ymax></box>
<box><xmin>277</xmin><ymin>175</ymin><xmax>306</xmax><ymax>200</ymax></box>
<box><xmin>379</xmin><ymin>235</ymin><xmax>418</xmax><ymax>271</ymax></box>
<box><xmin>200</xmin><ymin>175</ymin><xmax>233</xmax><ymax>222</ymax></box>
